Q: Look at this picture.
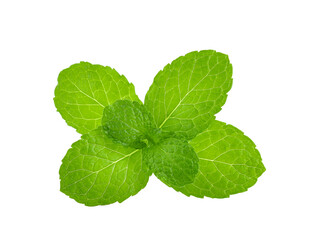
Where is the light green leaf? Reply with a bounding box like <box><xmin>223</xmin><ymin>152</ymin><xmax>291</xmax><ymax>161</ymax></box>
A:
<box><xmin>59</xmin><ymin>127</ymin><xmax>151</xmax><ymax>206</ymax></box>
<box><xmin>54</xmin><ymin>62</ymin><xmax>140</xmax><ymax>134</ymax></box>
<box><xmin>143</xmin><ymin>137</ymin><xmax>199</xmax><ymax>187</ymax></box>
<box><xmin>144</xmin><ymin>50</ymin><xmax>232</xmax><ymax>139</ymax></box>
<box><xmin>102</xmin><ymin>100</ymin><xmax>156</xmax><ymax>149</ymax></box>
<box><xmin>173</xmin><ymin>120</ymin><xmax>265</xmax><ymax>198</ymax></box>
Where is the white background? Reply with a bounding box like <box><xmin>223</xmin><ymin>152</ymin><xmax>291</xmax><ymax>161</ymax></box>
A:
<box><xmin>1</xmin><ymin>0</ymin><xmax>312</xmax><ymax>239</ymax></box>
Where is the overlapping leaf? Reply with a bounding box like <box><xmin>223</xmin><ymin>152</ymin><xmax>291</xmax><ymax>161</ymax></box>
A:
<box><xmin>143</xmin><ymin>137</ymin><xmax>199</xmax><ymax>187</ymax></box>
<box><xmin>145</xmin><ymin>50</ymin><xmax>232</xmax><ymax>139</ymax></box>
<box><xmin>59</xmin><ymin>127</ymin><xmax>151</xmax><ymax>206</ymax></box>
<box><xmin>102</xmin><ymin>100</ymin><xmax>156</xmax><ymax>149</ymax></box>
<box><xmin>54</xmin><ymin>62</ymin><xmax>140</xmax><ymax>134</ymax></box>
<box><xmin>173</xmin><ymin>120</ymin><xmax>265</xmax><ymax>198</ymax></box>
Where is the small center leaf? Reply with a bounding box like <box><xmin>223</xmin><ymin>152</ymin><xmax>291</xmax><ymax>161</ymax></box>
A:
<box><xmin>102</xmin><ymin>100</ymin><xmax>157</xmax><ymax>148</ymax></box>
<box><xmin>143</xmin><ymin>137</ymin><xmax>199</xmax><ymax>187</ymax></box>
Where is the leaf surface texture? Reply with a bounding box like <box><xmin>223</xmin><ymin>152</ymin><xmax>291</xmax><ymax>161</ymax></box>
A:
<box><xmin>54</xmin><ymin>62</ymin><xmax>140</xmax><ymax>134</ymax></box>
<box><xmin>145</xmin><ymin>50</ymin><xmax>232</xmax><ymax>139</ymax></box>
<box><xmin>173</xmin><ymin>120</ymin><xmax>265</xmax><ymax>198</ymax></box>
<box><xmin>102</xmin><ymin>100</ymin><xmax>156</xmax><ymax>148</ymax></box>
<box><xmin>143</xmin><ymin>137</ymin><xmax>199</xmax><ymax>187</ymax></box>
<box><xmin>59</xmin><ymin>127</ymin><xmax>150</xmax><ymax>206</ymax></box>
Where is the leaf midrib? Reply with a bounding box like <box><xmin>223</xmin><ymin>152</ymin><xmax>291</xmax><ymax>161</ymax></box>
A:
<box><xmin>158</xmin><ymin>60</ymin><xmax>217</xmax><ymax>128</ymax></box>
<box><xmin>63</xmin><ymin>149</ymin><xmax>139</xmax><ymax>189</ymax></box>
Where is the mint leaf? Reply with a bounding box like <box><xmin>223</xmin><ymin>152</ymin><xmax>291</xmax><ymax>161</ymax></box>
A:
<box><xmin>59</xmin><ymin>127</ymin><xmax>151</xmax><ymax>206</ymax></box>
<box><xmin>55</xmin><ymin>50</ymin><xmax>265</xmax><ymax>206</ymax></box>
<box><xmin>173</xmin><ymin>120</ymin><xmax>265</xmax><ymax>198</ymax></box>
<box><xmin>102</xmin><ymin>100</ymin><xmax>156</xmax><ymax>149</ymax></box>
<box><xmin>54</xmin><ymin>62</ymin><xmax>140</xmax><ymax>134</ymax></box>
<box><xmin>144</xmin><ymin>50</ymin><xmax>232</xmax><ymax>139</ymax></box>
<box><xmin>143</xmin><ymin>137</ymin><xmax>199</xmax><ymax>187</ymax></box>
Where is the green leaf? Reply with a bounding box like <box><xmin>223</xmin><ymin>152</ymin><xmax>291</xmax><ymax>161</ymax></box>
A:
<box><xmin>54</xmin><ymin>62</ymin><xmax>140</xmax><ymax>134</ymax></box>
<box><xmin>59</xmin><ymin>127</ymin><xmax>151</xmax><ymax>206</ymax></box>
<box><xmin>102</xmin><ymin>100</ymin><xmax>156</xmax><ymax>149</ymax></box>
<box><xmin>173</xmin><ymin>120</ymin><xmax>265</xmax><ymax>198</ymax></box>
<box><xmin>144</xmin><ymin>50</ymin><xmax>232</xmax><ymax>139</ymax></box>
<box><xmin>143</xmin><ymin>137</ymin><xmax>199</xmax><ymax>187</ymax></box>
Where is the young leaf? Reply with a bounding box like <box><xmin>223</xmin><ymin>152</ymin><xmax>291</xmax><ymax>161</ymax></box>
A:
<box><xmin>143</xmin><ymin>137</ymin><xmax>199</xmax><ymax>187</ymax></box>
<box><xmin>144</xmin><ymin>50</ymin><xmax>232</xmax><ymax>139</ymax></box>
<box><xmin>173</xmin><ymin>120</ymin><xmax>265</xmax><ymax>198</ymax></box>
<box><xmin>102</xmin><ymin>100</ymin><xmax>156</xmax><ymax>149</ymax></box>
<box><xmin>59</xmin><ymin>127</ymin><xmax>151</xmax><ymax>206</ymax></box>
<box><xmin>54</xmin><ymin>62</ymin><xmax>140</xmax><ymax>134</ymax></box>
